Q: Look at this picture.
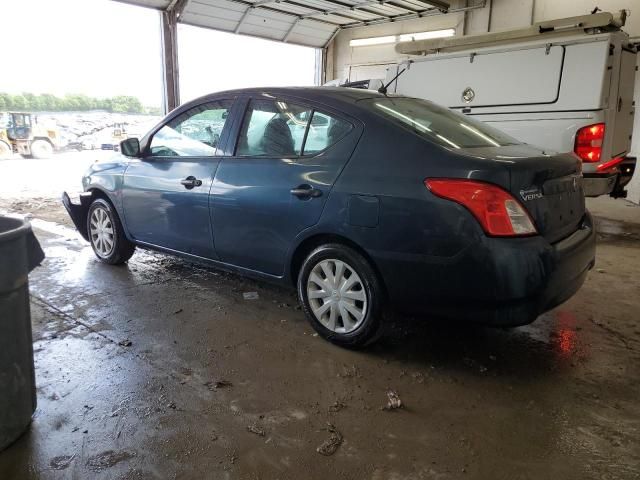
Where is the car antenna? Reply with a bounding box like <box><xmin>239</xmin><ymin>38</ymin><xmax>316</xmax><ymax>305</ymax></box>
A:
<box><xmin>378</xmin><ymin>66</ymin><xmax>408</xmax><ymax>95</ymax></box>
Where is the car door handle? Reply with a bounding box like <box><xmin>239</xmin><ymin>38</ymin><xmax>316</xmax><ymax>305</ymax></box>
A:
<box><xmin>291</xmin><ymin>185</ymin><xmax>322</xmax><ymax>199</ymax></box>
<box><xmin>181</xmin><ymin>176</ymin><xmax>202</xmax><ymax>189</ymax></box>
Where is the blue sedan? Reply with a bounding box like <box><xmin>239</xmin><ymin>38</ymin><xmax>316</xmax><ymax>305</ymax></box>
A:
<box><xmin>63</xmin><ymin>87</ymin><xmax>596</xmax><ymax>347</ymax></box>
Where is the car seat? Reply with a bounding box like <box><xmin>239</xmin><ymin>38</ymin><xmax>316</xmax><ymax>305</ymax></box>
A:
<box><xmin>261</xmin><ymin>117</ymin><xmax>295</xmax><ymax>156</ymax></box>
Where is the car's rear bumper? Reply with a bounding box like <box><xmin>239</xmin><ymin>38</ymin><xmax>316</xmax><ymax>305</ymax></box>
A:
<box><xmin>373</xmin><ymin>212</ymin><xmax>596</xmax><ymax>326</ymax></box>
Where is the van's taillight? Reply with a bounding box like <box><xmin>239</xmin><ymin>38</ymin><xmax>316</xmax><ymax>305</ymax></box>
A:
<box><xmin>425</xmin><ymin>179</ymin><xmax>537</xmax><ymax>237</ymax></box>
<box><xmin>596</xmin><ymin>156</ymin><xmax>624</xmax><ymax>172</ymax></box>
<box><xmin>574</xmin><ymin>123</ymin><xmax>605</xmax><ymax>162</ymax></box>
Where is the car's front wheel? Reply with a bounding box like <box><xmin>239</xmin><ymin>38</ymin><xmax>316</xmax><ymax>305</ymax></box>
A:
<box><xmin>87</xmin><ymin>198</ymin><xmax>135</xmax><ymax>264</ymax></box>
<box><xmin>298</xmin><ymin>244</ymin><xmax>384</xmax><ymax>347</ymax></box>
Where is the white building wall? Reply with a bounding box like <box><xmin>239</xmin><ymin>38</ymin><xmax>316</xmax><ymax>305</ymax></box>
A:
<box><xmin>330</xmin><ymin>0</ymin><xmax>640</xmax><ymax>202</ymax></box>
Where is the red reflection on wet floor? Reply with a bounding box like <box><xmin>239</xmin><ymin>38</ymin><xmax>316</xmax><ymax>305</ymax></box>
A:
<box><xmin>554</xmin><ymin>310</ymin><xmax>578</xmax><ymax>357</ymax></box>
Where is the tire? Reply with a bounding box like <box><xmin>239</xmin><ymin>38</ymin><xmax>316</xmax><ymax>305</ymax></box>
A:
<box><xmin>87</xmin><ymin>198</ymin><xmax>135</xmax><ymax>264</ymax></box>
<box><xmin>297</xmin><ymin>244</ymin><xmax>384</xmax><ymax>348</ymax></box>
<box><xmin>30</xmin><ymin>139</ymin><xmax>53</xmax><ymax>159</ymax></box>
<box><xmin>0</xmin><ymin>141</ymin><xmax>11</xmax><ymax>159</ymax></box>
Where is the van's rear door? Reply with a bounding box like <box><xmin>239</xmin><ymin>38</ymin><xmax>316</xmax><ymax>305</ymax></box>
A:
<box><xmin>390</xmin><ymin>45</ymin><xmax>565</xmax><ymax>108</ymax></box>
<box><xmin>611</xmin><ymin>48</ymin><xmax>637</xmax><ymax>158</ymax></box>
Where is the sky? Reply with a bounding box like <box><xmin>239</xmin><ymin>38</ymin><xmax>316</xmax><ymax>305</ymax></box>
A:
<box><xmin>1</xmin><ymin>0</ymin><xmax>317</xmax><ymax>107</ymax></box>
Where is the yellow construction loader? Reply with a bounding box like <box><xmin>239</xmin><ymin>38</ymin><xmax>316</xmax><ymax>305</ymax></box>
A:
<box><xmin>0</xmin><ymin>112</ymin><xmax>61</xmax><ymax>159</ymax></box>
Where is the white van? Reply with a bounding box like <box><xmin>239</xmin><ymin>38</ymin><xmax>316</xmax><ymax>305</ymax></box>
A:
<box><xmin>351</xmin><ymin>11</ymin><xmax>638</xmax><ymax>198</ymax></box>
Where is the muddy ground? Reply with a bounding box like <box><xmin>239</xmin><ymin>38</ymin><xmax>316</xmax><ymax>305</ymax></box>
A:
<box><xmin>0</xmin><ymin>155</ymin><xmax>639</xmax><ymax>479</ymax></box>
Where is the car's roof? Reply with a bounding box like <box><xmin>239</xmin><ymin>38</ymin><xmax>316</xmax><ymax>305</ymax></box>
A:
<box><xmin>191</xmin><ymin>86</ymin><xmax>391</xmax><ymax>106</ymax></box>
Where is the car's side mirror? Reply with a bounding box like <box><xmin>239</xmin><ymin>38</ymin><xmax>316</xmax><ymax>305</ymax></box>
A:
<box><xmin>120</xmin><ymin>138</ymin><xmax>141</xmax><ymax>158</ymax></box>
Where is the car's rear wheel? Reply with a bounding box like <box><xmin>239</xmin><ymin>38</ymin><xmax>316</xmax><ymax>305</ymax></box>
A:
<box><xmin>87</xmin><ymin>198</ymin><xmax>135</xmax><ymax>264</ymax></box>
<box><xmin>298</xmin><ymin>244</ymin><xmax>384</xmax><ymax>347</ymax></box>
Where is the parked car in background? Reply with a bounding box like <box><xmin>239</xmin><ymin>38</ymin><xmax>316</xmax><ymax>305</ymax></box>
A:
<box><xmin>81</xmin><ymin>136</ymin><xmax>99</xmax><ymax>150</ymax></box>
<box><xmin>63</xmin><ymin>87</ymin><xmax>596</xmax><ymax>347</ymax></box>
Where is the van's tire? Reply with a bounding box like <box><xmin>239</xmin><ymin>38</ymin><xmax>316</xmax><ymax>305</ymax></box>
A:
<box><xmin>297</xmin><ymin>244</ymin><xmax>384</xmax><ymax>348</ymax></box>
<box><xmin>30</xmin><ymin>139</ymin><xmax>53</xmax><ymax>159</ymax></box>
<box><xmin>0</xmin><ymin>141</ymin><xmax>11</xmax><ymax>159</ymax></box>
<box><xmin>87</xmin><ymin>198</ymin><xmax>135</xmax><ymax>264</ymax></box>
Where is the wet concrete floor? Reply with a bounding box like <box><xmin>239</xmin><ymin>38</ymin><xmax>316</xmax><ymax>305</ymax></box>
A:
<box><xmin>0</xmin><ymin>209</ymin><xmax>639</xmax><ymax>479</ymax></box>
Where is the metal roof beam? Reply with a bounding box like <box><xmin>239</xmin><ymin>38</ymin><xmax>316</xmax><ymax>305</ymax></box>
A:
<box><xmin>416</xmin><ymin>0</ymin><xmax>448</xmax><ymax>11</ymax></box>
<box><xmin>234</xmin><ymin>5</ymin><xmax>254</xmax><ymax>33</ymax></box>
<box><xmin>275</xmin><ymin>0</ymin><xmax>382</xmax><ymax>22</ymax></box>
<box><xmin>301</xmin><ymin>0</ymin><xmax>411</xmax><ymax>17</ymax></box>
<box><xmin>283</xmin><ymin>17</ymin><xmax>301</xmax><ymax>41</ymax></box>
<box><xmin>223</xmin><ymin>0</ymin><xmax>348</xmax><ymax>26</ymax></box>
<box><xmin>169</xmin><ymin>0</ymin><xmax>191</xmax><ymax>17</ymax></box>
<box><xmin>165</xmin><ymin>0</ymin><xmax>191</xmax><ymax>18</ymax></box>
<box><xmin>318</xmin><ymin>0</ymin><xmax>424</xmax><ymax>14</ymax></box>
<box><xmin>339</xmin><ymin>6</ymin><xmax>436</xmax><ymax>27</ymax></box>
<box><xmin>299</xmin><ymin>0</ymin><xmax>398</xmax><ymax>20</ymax></box>
<box><xmin>232</xmin><ymin>0</ymin><xmax>354</xmax><ymax>33</ymax></box>
<box><xmin>338</xmin><ymin>0</ymin><xmax>485</xmax><ymax>28</ymax></box>
<box><xmin>324</xmin><ymin>26</ymin><xmax>341</xmax><ymax>48</ymax></box>
<box><xmin>251</xmin><ymin>0</ymin><xmax>400</xmax><ymax>20</ymax></box>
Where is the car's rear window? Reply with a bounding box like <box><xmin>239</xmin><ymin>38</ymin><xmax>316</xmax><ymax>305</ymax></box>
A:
<box><xmin>363</xmin><ymin>97</ymin><xmax>520</xmax><ymax>149</ymax></box>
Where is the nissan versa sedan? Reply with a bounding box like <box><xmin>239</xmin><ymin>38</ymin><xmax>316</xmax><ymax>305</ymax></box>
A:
<box><xmin>62</xmin><ymin>87</ymin><xmax>596</xmax><ymax>347</ymax></box>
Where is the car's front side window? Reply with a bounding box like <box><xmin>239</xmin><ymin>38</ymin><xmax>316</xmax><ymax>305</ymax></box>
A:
<box><xmin>149</xmin><ymin>99</ymin><xmax>233</xmax><ymax>157</ymax></box>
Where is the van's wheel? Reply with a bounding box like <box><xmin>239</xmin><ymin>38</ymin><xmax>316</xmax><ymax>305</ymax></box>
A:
<box><xmin>0</xmin><ymin>141</ymin><xmax>11</xmax><ymax>159</ymax></box>
<box><xmin>87</xmin><ymin>198</ymin><xmax>135</xmax><ymax>264</ymax></box>
<box><xmin>298</xmin><ymin>244</ymin><xmax>384</xmax><ymax>348</ymax></box>
<box><xmin>30</xmin><ymin>139</ymin><xmax>53</xmax><ymax>159</ymax></box>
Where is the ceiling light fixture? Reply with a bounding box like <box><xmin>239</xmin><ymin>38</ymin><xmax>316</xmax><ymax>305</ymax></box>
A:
<box><xmin>350</xmin><ymin>28</ymin><xmax>455</xmax><ymax>47</ymax></box>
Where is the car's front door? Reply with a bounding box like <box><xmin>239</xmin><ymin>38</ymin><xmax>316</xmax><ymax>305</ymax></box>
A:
<box><xmin>210</xmin><ymin>96</ymin><xmax>357</xmax><ymax>276</ymax></box>
<box><xmin>122</xmin><ymin>98</ymin><xmax>236</xmax><ymax>259</ymax></box>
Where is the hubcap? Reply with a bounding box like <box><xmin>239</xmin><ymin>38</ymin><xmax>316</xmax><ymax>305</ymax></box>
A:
<box><xmin>307</xmin><ymin>259</ymin><xmax>367</xmax><ymax>334</ymax></box>
<box><xmin>89</xmin><ymin>207</ymin><xmax>114</xmax><ymax>258</ymax></box>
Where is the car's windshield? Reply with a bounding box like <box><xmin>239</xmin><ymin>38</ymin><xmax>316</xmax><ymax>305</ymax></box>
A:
<box><xmin>363</xmin><ymin>97</ymin><xmax>520</xmax><ymax>149</ymax></box>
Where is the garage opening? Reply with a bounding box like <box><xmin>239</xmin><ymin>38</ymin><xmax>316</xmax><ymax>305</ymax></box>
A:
<box><xmin>178</xmin><ymin>24</ymin><xmax>318</xmax><ymax>102</ymax></box>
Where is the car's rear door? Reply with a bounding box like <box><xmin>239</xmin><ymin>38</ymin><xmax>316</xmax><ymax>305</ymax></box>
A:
<box><xmin>121</xmin><ymin>97</ymin><xmax>237</xmax><ymax>259</ymax></box>
<box><xmin>210</xmin><ymin>95</ymin><xmax>358</xmax><ymax>276</ymax></box>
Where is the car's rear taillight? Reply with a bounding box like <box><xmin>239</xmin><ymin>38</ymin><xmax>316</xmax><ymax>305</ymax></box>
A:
<box><xmin>574</xmin><ymin>123</ymin><xmax>605</xmax><ymax>163</ymax></box>
<box><xmin>425</xmin><ymin>179</ymin><xmax>537</xmax><ymax>237</ymax></box>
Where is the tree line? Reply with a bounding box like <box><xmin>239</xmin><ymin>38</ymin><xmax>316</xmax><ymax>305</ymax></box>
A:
<box><xmin>0</xmin><ymin>92</ymin><xmax>160</xmax><ymax>115</ymax></box>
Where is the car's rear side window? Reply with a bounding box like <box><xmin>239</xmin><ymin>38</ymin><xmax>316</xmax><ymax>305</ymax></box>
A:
<box><xmin>365</xmin><ymin>97</ymin><xmax>520</xmax><ymax>149</ymax></box>
<box><xmin>303</xmin><ymin>112</ymin><xmax>351</xmax><ymax>155</ymax></box>
<box><xmin>236</xmin><ymin>99</ymin><xmax>353</xmax><ymax>157</ymax></box>
<box><xmin>237</xmin><ymin>100</ymin><xmax>311</xmax><ymax>157</ymax></box>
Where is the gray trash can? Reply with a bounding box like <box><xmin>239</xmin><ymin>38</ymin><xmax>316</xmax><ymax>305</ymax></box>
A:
<box><xmin>0</xmin><ymin>216</ymin><xmax>44</xmax><ymax>451</ymax></box>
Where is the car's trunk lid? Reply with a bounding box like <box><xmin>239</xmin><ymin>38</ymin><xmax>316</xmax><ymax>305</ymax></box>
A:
<box><xmin>461</xmin><ymin>144</ymin><xmax>585</xmax><ymax>243</ymax></box>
